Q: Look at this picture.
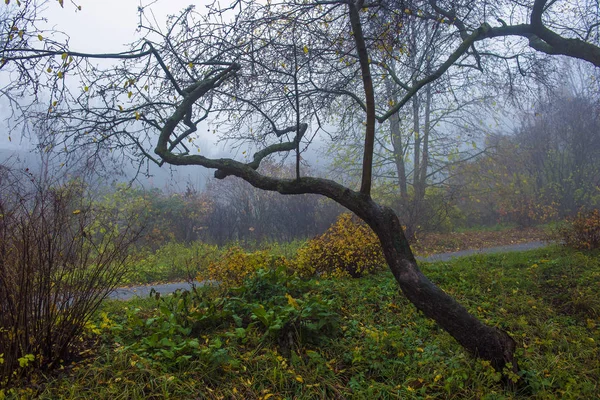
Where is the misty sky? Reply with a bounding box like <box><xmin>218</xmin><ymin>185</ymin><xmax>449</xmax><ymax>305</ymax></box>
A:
<box><xmin>1</xmin><ymin>0</ymin><xmax>196</xmax><ymax>148</ymax></box>
<box><xmin>0</xmin><ymin>0</ymin><xmax>327</xmax><ymax>187</ymax></box>
<box><xmin>0</xmin><ymin>1</ymin><xmax>254</xmax><ymax>189</ymax></box>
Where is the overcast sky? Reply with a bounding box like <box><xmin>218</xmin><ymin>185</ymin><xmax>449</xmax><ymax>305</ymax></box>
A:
<box><xmin>0</xmin><ymin>1</ymin><xmax>237</xmax><ymax>189</ymax></box>
<box><xmin>1</xmin><ymin>0</ymin><xmax>200</xmax><ymax>143</ymax></box>
<box><xmin>0</xmin><ymin>0</ymin><xmax>332</xmax><ymax>187</ymax></box>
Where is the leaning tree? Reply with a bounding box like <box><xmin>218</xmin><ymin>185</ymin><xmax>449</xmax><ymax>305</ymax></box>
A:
<box><xmin>2</xmin><ymin>0</ymin><xmax>599</xmax><ymax>376</ymax></box>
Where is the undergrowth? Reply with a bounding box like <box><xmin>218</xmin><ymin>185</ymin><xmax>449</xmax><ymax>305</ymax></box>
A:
<box><xmin>5</xmin><ymin>246</ymin><xmax>599</xmax><ymax>399</ymax></box>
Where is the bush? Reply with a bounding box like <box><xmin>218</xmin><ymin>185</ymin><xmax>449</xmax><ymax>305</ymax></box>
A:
<box><xmin>556</xmin><ymin>209</ymin><xmax>600</xmax><ymax>250</ymax></box>
<box><xmin>0</xmin><ymin>167</ymin><xmax>142</xmax><ymax>388</ymax></box>
<box><xmin>197</xmin><ymin>246</ymin><xmax>289</xmax><ymax>289</ymax></box>
<box><xmin>295</xmin><ymin>213</ymin><xmax>386</xmax><ymax>278</ymax></box>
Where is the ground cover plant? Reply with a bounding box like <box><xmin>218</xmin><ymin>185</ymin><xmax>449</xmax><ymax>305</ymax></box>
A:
<box><xmin>4</xmin><ymin>245</ymin><xmax>597</xmax><ymax>399</ymax></box>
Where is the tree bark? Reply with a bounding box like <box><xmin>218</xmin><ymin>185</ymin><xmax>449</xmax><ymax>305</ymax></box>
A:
<box><xmin>357</xmin><ymin>200</ymin><xmax>519</xmax><ymax>374</ymax></box>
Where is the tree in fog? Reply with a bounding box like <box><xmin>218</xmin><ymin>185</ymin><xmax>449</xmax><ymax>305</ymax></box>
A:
<box><xmin>203</xmin><ymin>163</ymin><xmax>342</xmax><ymax>245</ymax></box>
<box><xmin>2</xmin><ymin>0</ymin><xmax>600</xmax><ymax>376</ymax></box>
<box><xmin>451</xmin><ymin>63</ymin><xmax>600</xmax><ymax>227</ymax></box>
<box><xmin>327</xmin><ymin>12</ymin><xmax>493</xmax><ymax>237</ymax></box>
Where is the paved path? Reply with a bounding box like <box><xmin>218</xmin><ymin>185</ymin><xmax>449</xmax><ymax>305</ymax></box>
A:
<box><xmin>418</xmin><ymin>241</ymin><xmax>547</xmax><ymax>262</ymax></box>
<box><xmin>108</xmin><ymin>241</ymin><xmax>549</xmax><ymax>301</ymax></box>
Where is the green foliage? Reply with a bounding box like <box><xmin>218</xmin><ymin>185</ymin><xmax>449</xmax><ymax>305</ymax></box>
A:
<box><xmin>7</xmin><ymin>246</ymin><xmax>600</xmax><ymax>398</ymax></box>
<box><xmin>99</xmin><ymin>184</ymin><xmax>213</xmax><ymax>250</ymax></box>
<box><xmin>125</xmin><ymin>241</ymin><xmax>221</xmax><ymax>284</ymax></box>
<box><xmin>295</xmin><ymin>213</ymin><xmax>386</xmax><ymax>277</ymax></box>
<box><xmin>554</xmin><ymin>209</ymin><xmax>600</xmax><ymax>250</ymax></box>
<box><xmin>243</xmin><ymin>269</ymin><xmax>340</xmax><ymax>354</ymax></box>
<box><xmin>106</xmin><ymin>290</ymin><xmax>233</xmax><ymax>376</ymax></box>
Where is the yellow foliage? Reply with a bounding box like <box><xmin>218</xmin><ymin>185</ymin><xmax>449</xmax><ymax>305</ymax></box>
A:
<box><xmin>198</xmin><ymin>246</ymin><xmax>289</xmax><ymax>289</ymax></box>
<box><xmin>295</xmin><ymin>213</ymin><xmax>385</xmax><ymax>278</ymax></box>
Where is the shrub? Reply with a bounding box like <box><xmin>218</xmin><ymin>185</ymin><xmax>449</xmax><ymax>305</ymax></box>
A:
<box><xmin>556</xmin><ymin>209</ymin><xmax>600</xmax><ymax>250</ymax></box>
<box><xmin>0</xmin><ymin>167</ymin><xmax>142</xmax><ymax>387</ymax></box>
<box><xmin>197</xmin><ymin>246</ymin><xmax>289</xmax><ymax>289</ymax></box>
<box><xmin>295</xmin><ymin>213</ymin><xmax>386</xmax><ymax>278</ymax></box>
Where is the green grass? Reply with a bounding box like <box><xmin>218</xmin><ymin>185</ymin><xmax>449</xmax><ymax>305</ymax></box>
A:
<box><xmin>121</xmin><ymin>240</ymin><xmax>307</xmax><ymax>286</ymax></box>
<box><xmin>5</xmin><ymin>246</ymin><xmax>599</xmax><ymax>399</ymax></box>
<box><xmin>122</xmin><ymin>241</ymin><xmax>222</xmax><ymax>285</ymax></box>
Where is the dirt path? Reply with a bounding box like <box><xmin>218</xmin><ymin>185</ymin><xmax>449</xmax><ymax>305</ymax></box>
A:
<box><xmin>108</xmin><ymin>241</ymin><xmax>549</xmax><ymax>300</ymax></box>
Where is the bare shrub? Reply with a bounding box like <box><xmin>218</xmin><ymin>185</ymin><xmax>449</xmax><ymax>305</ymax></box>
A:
<box><xmin>0</xmin><ymin>166</ymin><xmax>142</xmax><ymax>387</ymax></box>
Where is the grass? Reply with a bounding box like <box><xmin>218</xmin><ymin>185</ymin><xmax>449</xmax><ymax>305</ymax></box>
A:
<box><xmin>121</xmin><ymin>240</ymin><xmax>307</xmax><ymax>286</ymax></box>
<box><xmin>123</xmin><ymin>227</ymin><xmax>548</xmax><ymax>286</ymax></box>
<box><xmin>5</xmin><ymin>245</ymin><xmax>599</xmax><ymax>399</ymax></box>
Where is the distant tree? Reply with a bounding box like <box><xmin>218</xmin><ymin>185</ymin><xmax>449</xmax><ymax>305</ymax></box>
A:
<box><xmin>516</xmin><ymin>92</ymin><xmax>600</xmax><ymax>216</ymax></box>
<box><xmin>2</xmin><ymin>0</ymin><xmax>600</xmax><ymax>377</ymax></box>
<box><xmin>453</xmin><ymin>79</ymin><xmax>600</xmax><ymax>227</ymax></box>
<box><xmin>203</xmin><ymin>163</ymin><xmax>342</xmax><ymax>245</ymax></box>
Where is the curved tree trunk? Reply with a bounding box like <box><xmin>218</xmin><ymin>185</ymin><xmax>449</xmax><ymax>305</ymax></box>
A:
<box><xmin>351</xmin><ymin>197</ymin><xmax>518</xmax><ymax>374</ymax></box>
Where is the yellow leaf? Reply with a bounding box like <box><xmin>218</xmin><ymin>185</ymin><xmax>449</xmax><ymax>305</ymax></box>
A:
<box><xmin>135</xmin><ymin>112</ymin><xmax>140</xmax><ymax>120</ymax></box>
<box><xmin>303</xmin><ymin>45</ymin><xmax>308</xmax><ymax>54</ymax></box>
<box><xmin>5</xmin><ymin>0</ymin><xmax>10</xmax><ymax>5</ymax></box>
<box><xmin>61</xmin><ymin>52</ymin><xmax>68</xmax><ymax>60</ymax></box>
<box><xmin>47</xmin><ymin>67</ymin><xmax>52</xmax><ymax>73</ymax></box>
<box><xmin>84</xmin><ymin>86</ymin><xmax>89</xmax><ymax>92</ymax></box>
<box><xmin>128</xmin><ymin>91</ymin><xmax>133</xmax><ymax>98</ymax></box>
<box><xmin>18</xmin><ymin>30</ymin><xmax>24</xmax><ymax>38</ymax></box>
<box><xmin>37</xmin><ymin>34</ymin><xmax>43</xmax><ymax>41</ymax></box>
<box><xmin>118</xmin><ymin>105</ymin><xmax>123</xmax><ymax>111</ymax></box>
<box><xmin>57</xmin><ymin>71</ymin><xmax>63</xmax><ymax>78</ymax></box>
<box><xmin>52</xmin><ymin>101</ymin><xmax>57</xmax><ymax>106</ymax></box>
<box><xmin>188</xmin><ymin>62</ymin><xmax>193</xmax><ymax>68</ymax></box>
<box><xmin>58</xmin><ymin>0</ymin><xmax>64</xmax><ymax>7</ymax></box>
<box><xmin>286</xmin><ymin>293</ymin><xmax>299</xmax><ymax>309</ymax></box>
<box><xmin>72</xmin><ymin>209</ymin><xmax>81</xmax><ymax>215</ymax></box>
<box><xmin>281</xmin><ymin>62</ymin><xmax>286</xmax><ymax>68</ymax></box>
<box><xmin>295</xmin><ymin>375</ymin><xmax>304</xmax><ymax>383</ymax></box>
